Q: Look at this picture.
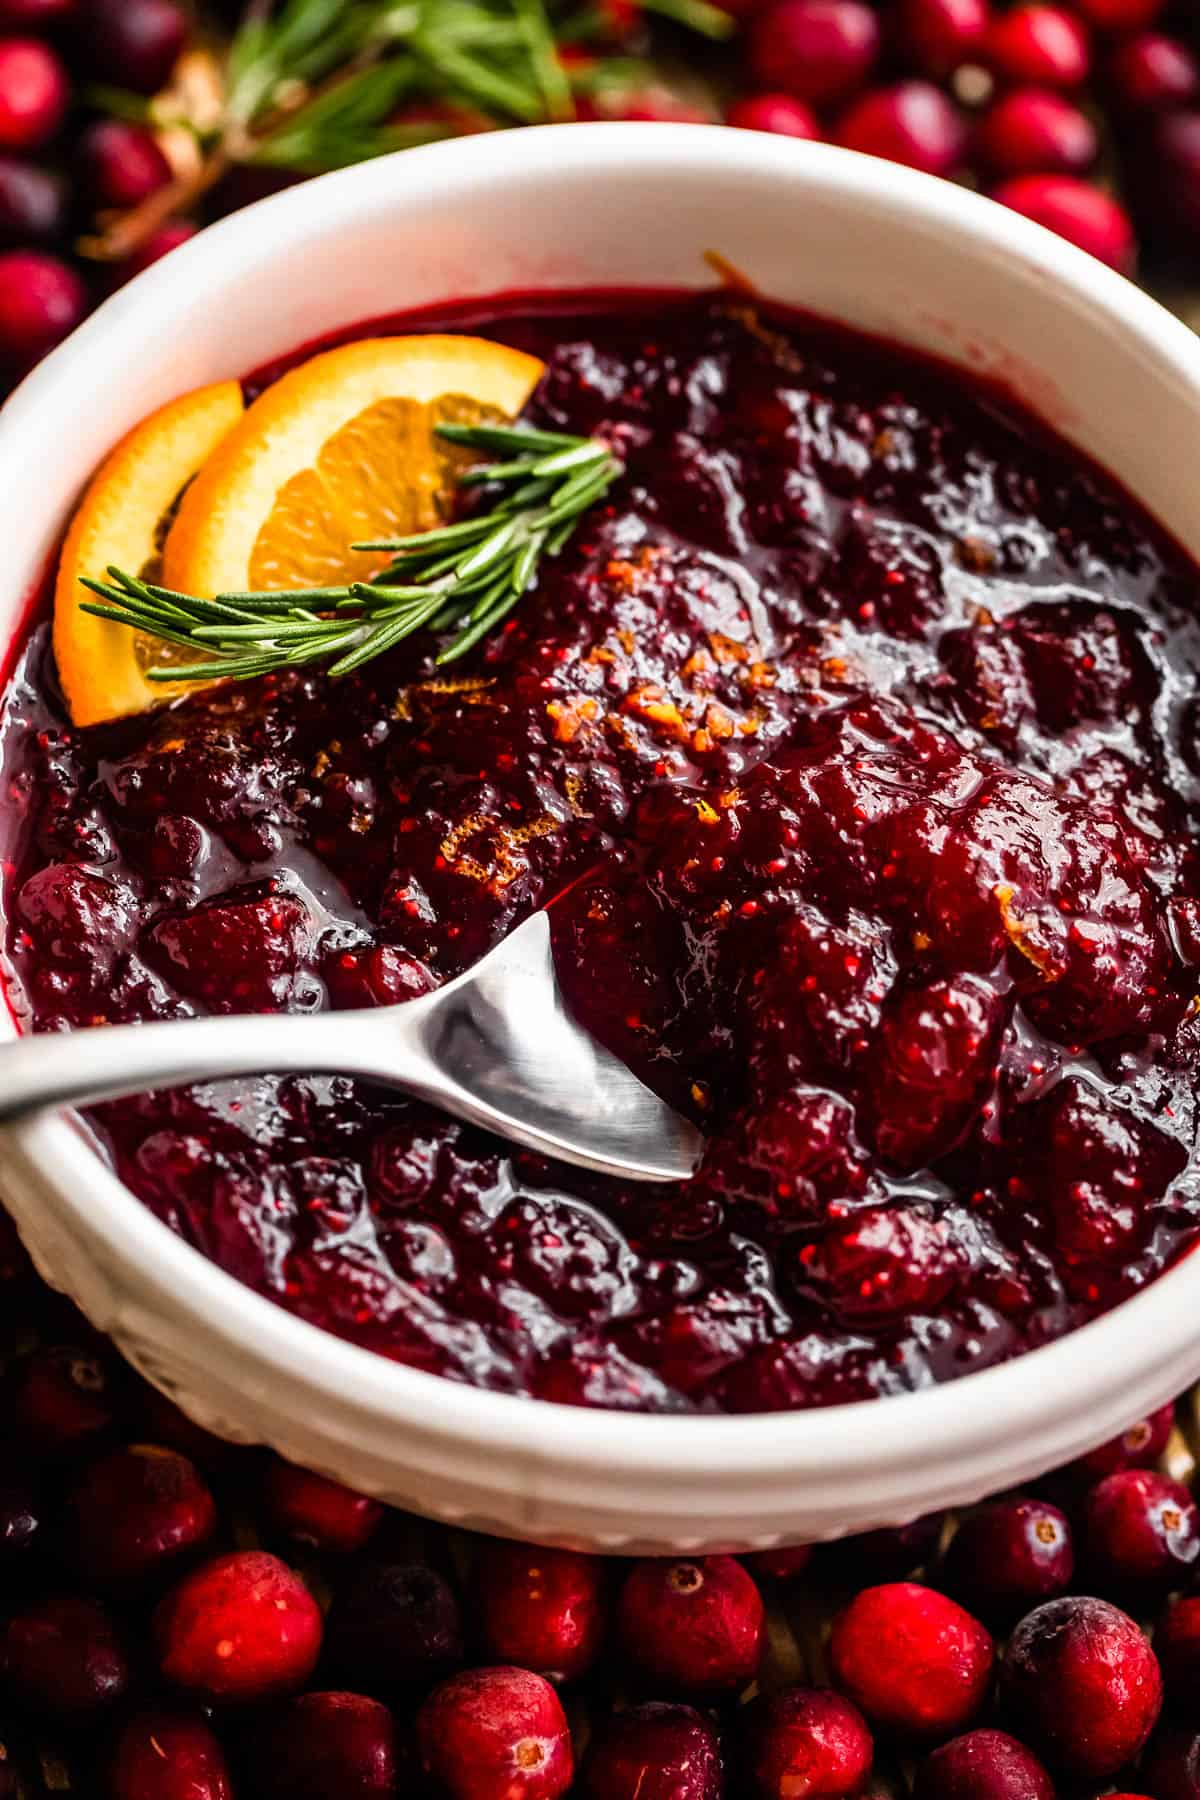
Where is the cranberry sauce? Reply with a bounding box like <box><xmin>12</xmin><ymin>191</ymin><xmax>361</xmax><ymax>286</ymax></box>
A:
<box><xmin>4</xmin><ymin>292</ymin><xmax>1200</xmax><ymax>1413</ymax></box>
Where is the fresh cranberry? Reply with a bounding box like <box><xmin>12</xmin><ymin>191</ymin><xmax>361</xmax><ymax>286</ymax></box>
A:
<box><xmin>0</xmin><ymin>249</ymin><xmax>87</xmax><ymax>374</ymax></box>
<box><xmin>79</xmin><ymin>0</ymin><xmax>187</xmax><ymax>94</ymax></box>
<box><xmin>1073</xmin><ymin>1402</ymin><xmax>1176</xmax><ymax>1479</ymax></box>
<box><xmin>829</xmin><ymin>1583</ymin><xmax>994</xmax><ymax>1739</ymax></box>
<box><xmin>417</xmin><ymin>1666</ymin><xmax>574</xmax><ymax>1800</ymax></box>
<box><xmin>1157</xmin><ymin>1593</ymin><xmax>1200</xmax><ymax>1710</ymax></box>
<box><xmin>583</xmin><ymin>1702</ymin><xmax>722</xmax><ymax>1800</ymax></box>
<box><xmin>0</xmin><ymin>38</ymin><xmax>68</xmax><ymax>151</ymax></box>
<box><xmin>1073</xmin><ymin>0</ymin><xmax>1164</xmax><ymax>26</ymax></box>
<box><xmin>64</xmin><ymin>1443</ymin><xmax>217</xmax><ymax>1586</ymax></box>
<box><xmin>1000</xmin><ymin>1595</ymin><xmax>1162</xmax><ymax>1778</ymax></box>
<box><xmin>743</xmin><ymin>1686</ymin><xmax>873</xmax><ymax>1799</ymax></box>
<box><xmin>9</xmin><ymin>1341</ymin><xmax>117</xmax><ymax>1458</ymax></box>
<box><xmin>154</xmin><ymin>1550</ymin><xmax>322</xmax><ymax>1704</ymax></box>
<box><xmin>984</xmin><ymin>6</ymin><xmax>1091</xmax><ymax>89</ymax></box>
<box><xmin>2</xmin><ymin>1593</ymin><xmax>129</xmax><ymax>1723</ymax></box>
<box><xmin>942</xmin><ymin>1499</ymin><xmax>1074</xmax><ymax>1626</ymax></box>
<box><xmin>836</xmin><ymin>82</ymin><xmax>968</xmax><ymax>177</ymax></box>
<box><xmin>913</xmin><ymin>1729</ymin><xmax>1055</xmax><ymax>1800</ymax></box>
<box><xmin>246</xmin><ymin>1691</ymin><xmax>397</xmax><ymax>1800</ymax></box>
<box><xmin>748</xmin><ymin>2</ymin><xmax>881</xmax><ymax>106</ymax></box>
<box><xmin>78</xmin><ymin>120</ymin><xmax>172</xmax><ymax>210</ymax></box>
<box><xmin>115</xmin><ymin>217</ymin><xmax>197</xmax><ymax>280</ymax></box>
<box><xmin>262</xmin><ymin>1458</ymin><xmax>383</xmax><ymax>1555</ymax></box>
<box><xmin>1083</xmin><ymin>1471</ymin><xmax>1200</xmax><ymax>1600</ymax></box>
<box><xmin>1109</xmin><ymin>33</ymin><xmax>1198</xmax><ymax>111</ymax></box>
<box><xmin>616</xmin><ymin>1556</ymin><xmax>764</xmax><ymax>1697</ymax></box>
<box><xmin>1142</xmin><ymin>1728</ymin><xmax>1200</xmax><ymax>1800</ymax></box>
<box><xmin>826</xmin><ymin>1514</ymin><xmax>945</xmax><ymax>1581</ymax></box>
<box><xmin>745</xmin><ymin>1544</ymin><xmax>813</xmax><ymax>1582</ymax></box>
<box><xmin>974</xmin><ymin>89</ymin><xmax>1097</xmax><ymax>177</ymax></box>
<box><xmin>0</xmin><ymin>1475</ymin><xmax>39</xmax><ymax>1561</ymax></box>
<box><xmin>475</xmin><ymin>1541</ymin><xmax>607</xmax><ymax>1682</ymax></box>
<box><xmin>726</xmin><ymin>93</ymin><xmax>820</xmax><ymax>138</ymax></box>
<box><xmin>325</xmin><ymin>1560</ymin><xmax>464</xmax><ymax>1691</ymax></box>
<box><xmin>108</xmin><ymin>1707</ymin><xmax>233</xmax><ymax>1800</ymax></box>
<box><xmin>895</xmin><ymin>0</ymin><xmax>990</xmax><ymax>79</ymax></box>
<box><xmin>0</xmin><ymin>156</ymin><xmax>65</xmax><ymax>246</ymax></box>
<box><xmin>990</xmin><ymin>175</ymin><xmax>1136</xmax><ymax>272</ymax></box>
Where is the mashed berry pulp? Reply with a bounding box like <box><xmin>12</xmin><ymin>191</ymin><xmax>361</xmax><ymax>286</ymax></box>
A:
<box><xmin>4</xmin><ymin>292</ymin><xmax>1200</xmax><ymax>1413</ymax></box>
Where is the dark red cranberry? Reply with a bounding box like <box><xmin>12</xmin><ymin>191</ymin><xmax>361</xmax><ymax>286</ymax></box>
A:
<box><xmin>1001</xmin><ymin>1595</ymin><xmax>1162</xmax><ymax>1778</ymax></box>
<box><xmin>743</xmin><ymin>1686</ymin><xmax>873</xmax><ymax>1799</ymax></box>
<box><xmin>616</xmin><ymin>1556</ymin><xmax>764</xmax><ymax>1697</ymax></box>
<box><xmin>0</xmin><ymin>156</ymin><xmax>65</xmax><ymax>246</ymax></box>
<box><xmin>79</xmin><ymin>0</ymin><xmax>186</xmax><ymax>94</ymax></box>
<box><xmin>128</xmin><ymin>1381</ymin><xmax>237</xmax><ymax>1470</ymax></box>
<box><xmin>0</xmin><ymin>249</ymin><xmax>86</xmax><ymax>373</ymax></box>
<box><xmin>726</xmin><ymin>93</ymin><xmax>820</xmax><ymax>138</ymax></box>
<box><xmin>1142</xmin><ymin>1728</ymin><xmax>1200</xmax><ymax>1800</ymax></box>
<box><xmin>829</xmin><ymin>1583</ymin><xmax>994</xmax><ymax>1739</ymax></box>
<box><xmin>2</xmin><ymin>1593</ymin><xmax>129</xmax><ymax>1723</ymax></box>
<box><xmin>836</xmin><ymin>82</ymin><xmax>968</xmax><ymax>177</ymax></box>
<box><xmin>825</xmin><ymin>1512</ymin><xmax>944</xmax><ymax>1581</ymax></box>
<box><xmin>64</xmin><ymin>1443</ymin><xmax>216</xmax><ymax>1586</ymax></box>
<box><xmin>0</xmin><ymin>0</ymin><xmax>76</xmax><ymax>21</ymax></box>
<box><xmin>990</xmin><ymin>175</ymin><xmax>1136</xmax><ymax>273</ymax></box>
<box><xmin>1130</xmin><ymin>110</ymin><xmax>1200</xmax><ymax>255</ymax></box>
<box><xmin>78</xmin><ymin>119</ymin><xmax>171</xmax><ymax>210</ymax></box>
<box><xmin>475</xmin><ymin>1541</ymin><xmax>606</xmax><ymax>1682</ymax></box>
<box><xmin>583</xmin><ymin>1702</ymin><xmax>722</xmax><ymax>1800</ymax></box>
<box><xmin>913</xmin><ymin>1729</ymin><xmax>1055</xmax><ymax>1800</ymax></box>
<box><xmin>1109</xmin><ymin>33</ymin><xmax>1198</xmax><ymax>111</ymax></box>
<box><xmin>325</xmin><ymin>1560</ymin><xmax>464</xmax><ymax>1692</ymax></box>
<box><xmin>247</xmin><ymin>1691</ymin><xmax>397</xmax><ymax>1800</ymax></box>
<box><xmin>942</xmin><ymin>1499</ymin><xmax>1074</xmax><ymax>1626</ymax></box>
<box><xmin>109</xmin><ymin>1707</ymin><xmax>233</xmax><ymax>1800</ymax></box>
<box><xmin>1157</xmin><ymin>1593</ymin><xmax>1200</xmax><ymax>1710</ymax></box>
<box><xmin>262</xmin><ymin>1458</ymin><xmax>383</xmax><ymax>1554</ymax></box>
<box><xmin>10</xmin><ymin>1341</ymin><xmax>117</xmax><ymax>1458</ymax></box>
<box><xmin>748</xmin><ymin>1</ymin><xmax>881</xmax><ymax>106</ymax></box>
<box><xmin>1073</xmin><ymin>1402</ymin><xmax>1176</xmax><ymax>1479</ymax></box>
<box><xmin>0</xmin><ymin>1475</ymin><xmax>39</xmax><ymax>1561</ymax></box>
<box><xmin>1073</xmin><ymin>0</ymin><xmax>1163</xmax><ymax>25</ymax></box>
<box><xmin>115</xmin><ymin>216</ymin><xmax>197</xmax><ymax>280</ymax></box>
<box><xmin>984</xmin><ymin>6</ymin><xmax>1091</xmax><ymax>89</ymax></box>
<box><xmin>1084</xmin><ymin>1471</ymin><xmax>1199</xmax><ymax>1600</ymax></box>
<box><xmin>896</xmin><ymin>0</ymin><xmax>990</xmax><ymax>79</ymax></box>
<box><xmin>0</xmin><ymin>38</ymin><xmax>68</xmax><ymax>151</ymax></box>
<box><xmin>974</xmin><ymin>89</ymin><xmax>1097</xmax><ymax>177</ymax></box>
<box><xmin>417</xmin><ymin>1665</ymin><xmax>573</xmax><ymax>1800</ymax></box>
<box><xmin>745</xmin><ymin>1544</ymin><xmax>813</xmax><ymax>1582</ymax></box>
<box><xmin>154</xmin><ymin>1550</ymin><xmax>322</xmax><ymax>1704</ymax></box>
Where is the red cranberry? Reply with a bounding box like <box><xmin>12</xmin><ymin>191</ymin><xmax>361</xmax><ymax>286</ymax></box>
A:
<box><xmin>974</xmin><ymin>88</ymin><xmax>1097</xmax><ymax>177</ymax></box>
<box><xmin>79</xmin><ymin>0</ymin><xmax>187</xmax><ymax>95</ymax></box>
<box><xmin>583</xmin><ymin>1702</ymin><xmax>722</xmax><ymax>1800</ymax></box>
<box><xmin>726</xmin><ymin>92</ymin><xmax>820</xmax><ymax>138</ymax></box>
<box><xmin>1084</xmin><ymin>1471</ymin><xmax>1200</xmax><ymax>1600</ymax></box>
<box><xmin>942</xmin><ymin>1499</ymin><xmax>1074</xmax><ymax>1626</ymax></box>
<box><xmin>896</xmin><ymin>0</ymin><xmax>990</xmax><ymax>79</ymax></box>
<box><xmin>836</xmin><ymin>82</ymin><xmax>968</xmax><ymax>177</ymax></box>
<box><xmin>64</xmin><ymin>1443</ymin><xmax>216</xmax><ymax>1586</ymax></box>
<box><xmin>1110</xmin><ymin>34</ymin><xmax>1197</xmax><ymax>112</ymax></box>
<box><xmin>827</xmin><ymin>1514</ymin><xmax>945</xmax><ymax>1581</ymax></box>
<box><xmin>913</xmin><ymin>1729</ymin><xmax>1056</xmax><ymax>1800</ymax></box>
<box><xmin>829</xmin><ymin>1583</ymin><xmax>994</xmax><ymax>1739</ymax></box>
<box><xmin>154</xmin><ymin>1550</ymin><xmax>322</xmax><ymax>1704</ymax></box>
<box><xmin>78</xmin><ymin>120</ymin><xmax>171</xmax><ymax>210</ymax></box>
<box><xmin>417</xmin><ymin>1666</ymin><xmax>573</xmax><ymax>1800</ymax></box>
<box><xmin>0</xmin><ymin>38</ymin><xmax>68</xmax><ymax>151</ymax></box>
<box><xmin>991</xmin><ymin>175</ymin><xmax>1136</xmax><ymax>272</ymax></box>
<box><xmin>745</xmin><ymin>1544</ymin><xmax>813</xmax><ymax>1582</ymax></box>
<box><xmin>1142</xmin><ymin>1728</ymin><xmax>1200</xmax><ymax>1800</ymax></box>
<box><xmin>2</xmin><ymin>1593</ymin><xmax>129</xmax><ymax>1723</ymax></box>
<box><xmin>475</xmin><ymin>1541</ymin><xmax>607</xmax><ymax>1683</ymax></box>
<box><xmin>1131</xmin><ymin>110</ymin><xmax>1200</xmax><ymax>254</ymax></box>
<box><xmin>10</xmin><ymin>1341</ymin><xmax>117</xmax><ymax>1458</ymax></box>
<box><xmin>743</xmin><ymin>1686</ymin><xmax>873</xmax><ymax>1799</ymax></box>
<box><xmin>0</xmin><ymin>249</ymin><xmax>86</xmax><ymax>373</ymax></box>
<box><xmin>748</xmin><ymin>1</ymin><xmax>881</xmax><ymax>106</ymax></box>
<box><xmin>109</xmin><ymin>1707</ymin><xmax>233</xmax><ymax>1800</ymax></box>
<box><xmin>247</xmin><ymin>1691</ymin><xmax>397</xmax><ymax>1800</ymax></box>
<box><xmin>1073</xmin><ymin>0</ymin><xmax>1163</xmax><ymax>26</ymax></box>
<box><xmin>262</xmin><ymin>1458</ymin><xmax>383</xmax><ymax>1554</ymax></box>
<box><xmin>116</xmin><ymin>216</ymin><xmax>197</xmax><ymax>280</ymax></box>
<box><xmin>0</xmin><ymin>156</ymin><xmax>65</xmax><ymax>246</ymax></box>
<box><xmin>985</xmin><ymin>6</ymin><xmax>1091</xmax><ymax>89</ymax></box>
<box><xmin>616</xmin><ymin>1556</ymin><xmax>764</xmax><ymax>1697</ymax></box>
<box><xmin>325</xmin><ymin>1560</ymin><xmax>464</xmax><ymax>1692</ymax></box>
<box><xmin>1157</xmin><ymin>1593</ymin><xmax>1200</xmax><ymax>1710</ymax></box>
<box><xmin>1073</xmin><ymin>1402</ymin><xmax>1176</xmax><ymax>1479</ymax></box>
<box><xmin>1001</xmin><ymin>1595</ymin><xmax>1162</xmax><ymax>1778</ymax></box>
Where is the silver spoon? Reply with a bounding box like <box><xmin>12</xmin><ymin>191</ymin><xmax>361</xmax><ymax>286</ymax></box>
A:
<box><xmin>0</xmin><ymin>912</ymin><xmax>702</xmax><ymax>1183</ymax></box>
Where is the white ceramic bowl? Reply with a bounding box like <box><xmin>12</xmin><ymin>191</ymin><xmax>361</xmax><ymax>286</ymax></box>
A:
<box><xmin>3</xmin><ymin>124</ymin><xmax>1200</xmax><ymax>1553</ymax></box>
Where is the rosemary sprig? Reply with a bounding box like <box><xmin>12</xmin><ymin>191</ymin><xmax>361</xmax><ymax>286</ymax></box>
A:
<box><xmin>78</xmin><ymin>423</ymin><xmax>623</xmax><ymax>686</ymax></box>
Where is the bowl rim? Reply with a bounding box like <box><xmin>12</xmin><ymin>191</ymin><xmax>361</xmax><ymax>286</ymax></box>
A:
<box><xmin>4</xmin><ymin>120</ymin><xmax>1200</xmax><ymax>1483</ymax></box>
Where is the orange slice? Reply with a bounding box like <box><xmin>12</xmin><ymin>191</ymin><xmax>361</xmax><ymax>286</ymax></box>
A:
<box><xmin>162</xmin><ymin>336</ymin><xmax>545</xmax><ymax>601</ymax></box>
<box><xmin>53</xmin><ymin>380</ymin><xmax>246</xmax><ymax>727</ymax></box>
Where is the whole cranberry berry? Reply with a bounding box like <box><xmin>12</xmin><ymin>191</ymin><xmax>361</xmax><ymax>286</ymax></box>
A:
<box><xmin>743</xmin><ymin>1686</ymin><xmax>873</xmax><ymax>1799</ymax></box>
<box><xmin>247</xmin><ymin>1691</ymin><xmax>396</xmax><ymax>1800</ymax></box>
<box><xmin>745</xmin><ymin>1544</ymin><xmax>813</xmax><ymax>1582</ymax></box>
<box><xmin>78</xmin><ymin>120</ymin><xmax>171</xmax><ymax>210</ymax></box>
<box><xmin>1157</xmin><ymin>1593</ymin><xmax>1200</xmax><ymax>1710</ymax></box>
<box><xmin>975</xmin><ymin>89</ymin><xmax>1097</xmax><ymax>177</ymax></box>
<box><xmin>727</xmin><ymin>93</ymin><xmax>820</xmax><ymax>139</ymax></box>
<box><xmin>417</xmin><ymin>1665</ymin><xmax>573</xmax><ymax>1800</ymax></box>
<box><xmin>155</xmin><ymin>1550</ymin><xmax>322</xmax><ymax>1704</ymax></box>
<box><xmin>836</xmin><ymin>82</ymin><xmax>968</xmax><ymax>177</ymax></box>
<box><xmin>913</xmin><ymin>1729</ymin><xmax>1055</xmax><ymax>1800</ymax></box>
<box><xmin>991</xmin><ymin>175</ymin><xmax>1136</xmax><ymax>273</ymax></box>
<box><xmin>0</xmin><ymin>157</ymin><xmax>66</xmax><ymax>247</ymax></box>
<box><xmin>10</xmin><ymin>1341</ymin><xmax>117</xmax><ymax>1458</ymax></box>
<box><xmin>262</xmin><ymin>1457</ymin><xmax>383</xmax><ymax>1554</ymax></box>
<box><xmin>0</xmin><ymin>38</ymin><xmax>68</xmax><ymax>151</ymax></box>
<box><xmin>1083</xmin><ymin>1471</ymin><xmax>1199</xmax><ymax>1600</ymax></box>
<box><xmin>65</xmin><ymin>1444</ymin><xmax>216</xmax><ymax>1585</ymax></box>
<box><xmin>1142</xmin><ymin>1728</ymin><xmax>1200</xmax><ymax>1800</ymax></box>
<box><xmin>1001</xmin><ymin>1595</ymin><xmax>1162</xmax><ymax>1778</ymax></box>
<box><xmin>942</xmin><ymin>1499</ymin><xmax>1074</xmax><ymax>1626</ymax></box>
<box><xmin>985</xmin><ymin>6</ymin><xmax>1091</xmax><ymax>89</ymax></box>
<box><xmin>0</xmin><ymin>248</ymin><xmax>85</xmax><ymax>373</ymax></box>
<box><xmin>749</xmin><ymin>1</ymin><xmax>881</xmax><ymax>106</ymax></box>
<box><xmin>583</xmin><ymin>1702</ymin><xmax>722</xmax><ymax>1800</ymax></box>
<box><xmin>476</xmin><ymin>1541</ymin><xmax>607</xmax><ymax>1682</ymax></box>
<box><xmin>2</xmin><ymin>1593</ymin><xmax>129</xmax><ymax>1723</ymax></box>
<box><xmin>325</xmin><ymin>1559</ymin><xmax>464</xmax><ymax>1692</ymax></box>
<box><xmin>617</xmin><ymin>1556</ymin><xmax>764</xmax><ymax>1697</ymax></box>
<box><xmin>1109</xmin><ymin>34</ymin><xmax>1198</xmax><ymax>112</ymax></box>
<box><xmin>80</xmin><ymin>0</ymin><xmax>187</xmax><ymax>95</ymax></box>
<box><xmin>896</xmin><ymin>0</ymin><xmax>990</xmax><ymax>79</ymax></box>
<box><xmin>829</xmin><ymin>1583</ymin><xmax>994</xmax><ymax>1739</ymax></box>
<box><xmin>109</xmin><ymin>1707</ymin><xmax>233</xmax><ymax>1800</ymax></box>
<box><xmin>1073</xmin><ymin>0</ymin><xmax>1163</xmax><ymax>26</ymax></box>
<box><xmin>1073</xmin><ymin>1403</ymin><xmax>1176</xmax><ymax>1479</ymax></box>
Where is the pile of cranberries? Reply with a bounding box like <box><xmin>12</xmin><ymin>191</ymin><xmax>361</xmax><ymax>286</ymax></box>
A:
<box><xmin>0</xmin><ymin>1209</ymin><xmax>1194</xmax><ymax>1797</ymax></box>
